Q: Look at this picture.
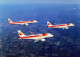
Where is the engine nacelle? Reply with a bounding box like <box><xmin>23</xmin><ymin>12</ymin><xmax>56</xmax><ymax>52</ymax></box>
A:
<box><xmin>41</xmin><ymin>39</ymin><xmax>45</xmax><ymax>41</ymax></box>
<box><xmin>25</xmin><ymin>24</ymin><xmax>28</xmax><ymax>26</ymax></box>
<box><xmin>62</xmin><ymin>27</ymin><xmax>68</xmax><ymax>29</ymax></box>
<box><xmin>65</xmin><ymin>27</ymin><xmax>68</xmax><ymax>29</ymax></box>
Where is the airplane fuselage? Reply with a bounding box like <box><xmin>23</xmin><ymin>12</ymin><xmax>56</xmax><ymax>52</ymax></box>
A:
<box><xmin>47</xmin><ymin>23</ymin><xmax>74</xmax><ymax>28</ymax></box>
<box><xmin>8</xmin><ymin>21</ymin><xmax>37</xmax><ymax>24</ymax></box>
<box><xmin>18</xmin><ymin>33</ymin><xmax>53</xmax><ymax>39</ymax></box>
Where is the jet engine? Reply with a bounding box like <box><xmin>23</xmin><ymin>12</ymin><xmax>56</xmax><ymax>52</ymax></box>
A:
<box><xmin>41</xmin><ymin>39</ymin><xmax>45</xmax><ymax>41</ymax></box>
<box><xmin>62</xmin><ymin>27</ymin><xmax>68</xmax><ymax>29</ymax></box>
<box><xmin>25</xmin><ymin>24</ymin><xmax>28</xmax><ymax>26</ymax></box>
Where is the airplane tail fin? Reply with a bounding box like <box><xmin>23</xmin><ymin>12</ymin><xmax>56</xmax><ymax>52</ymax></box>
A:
<box><xmin>18</xmin><ymin>30</ymin><xmax>26</xmax><ymax>37</ymax></box>
<box><xmin>47</xmin><ymin>21</ymin><xmax>52</xmax><ymax>26</ymax></box>
<box><xmin>8</xmin><ymin>19</ymin><xmax>13</xmax><ymax>23</ymax></box>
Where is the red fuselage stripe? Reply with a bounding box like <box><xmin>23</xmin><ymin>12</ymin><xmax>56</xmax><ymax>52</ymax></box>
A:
<box><xmin>9</xmin><ymin>21</ymin><xmax>33</xmax><ymax>24</ymax></box>
<box><xmin>48</xmin><ymin>24</ymin><xmax>69</xmax><ymax>28</ymax></box>
<box><xmin>18</xmin><ymin>35</ymin><xmax>44</xmax><ymax>39</ymax></box>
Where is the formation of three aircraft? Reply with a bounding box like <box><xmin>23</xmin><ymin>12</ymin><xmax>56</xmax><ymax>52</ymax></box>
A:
<box><xmin>8</xmin><ymin>19</ymin><xmax>74</xmax><ymax>42</ymax></box>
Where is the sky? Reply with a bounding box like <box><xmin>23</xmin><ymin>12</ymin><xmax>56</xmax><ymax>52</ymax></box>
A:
<box><xmin>0</xmin><ymin>0</ymin><xmax>80</xmax><ymax>4</ymax></box>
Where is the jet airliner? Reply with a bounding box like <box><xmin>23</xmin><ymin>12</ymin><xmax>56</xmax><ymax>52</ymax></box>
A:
<box><xmin>47</xmin><ymin>21</ymin><xmax>74</xmax><ymax>29</ymax></box>
<box><xmin>18</xmin><ymin>30</ymin><xmax>53</xmax><ymax>42</ymax></box>
<box><xmin>8</xmin><ymin>19</ymin><xmax>38</xmax><ymax>26</ymax></box>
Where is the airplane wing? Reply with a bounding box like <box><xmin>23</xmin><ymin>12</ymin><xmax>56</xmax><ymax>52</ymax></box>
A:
<box><xmin>54</xmin><ymin>23</ymin><xmax>57</xmax><ymax>25</ymax></box>
<box><xmin>62</xmin><ymin>26</ymin><xmax>68</xmax><ymax>29</ymax></box>
<box><xmin>34</xmin><ymin>39</ymin><xmax>45</xmax><ymax>43</ymax></box>
<box><xmin>29</xmin><ymin>31</ymin><xmax>35</xmax><ymax>35</ymax></box>
<box><xmin>34</xmin><ymin>39</ymin><xmax>40</xmax><ymax>43</ymax></box>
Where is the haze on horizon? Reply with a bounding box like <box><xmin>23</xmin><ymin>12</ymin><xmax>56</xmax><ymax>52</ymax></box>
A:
<box><xmin>0</xmin><ymin>0</ymin><xmax>80</xmax><ymax>4</ymax></box>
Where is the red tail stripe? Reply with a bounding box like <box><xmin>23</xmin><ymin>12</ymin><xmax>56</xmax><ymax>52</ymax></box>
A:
<box><xmin>48</xmin><ymin>23</ymin><xmax>51</xmax><ymax>25</ymax></box>
<box><xmin>19</xmin><ymin>33</ymin><xmax>23</xmax><ymax>35</ymax></box>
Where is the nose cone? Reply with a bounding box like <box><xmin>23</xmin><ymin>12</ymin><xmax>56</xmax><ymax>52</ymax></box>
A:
<box><xmin>34</xmin><ymin>20</ymin><xmax>38</xmax><ymax>23</ymax></box>
<box><xmin>70</xmin><ymin>23</ymin><xmax>74</xmax><ymax>26</ymax></box>
<box><xmin>48</xmin><ymin>33</ymin><xmax>54</xmax><ymax>37</ymax></box>
<box><xmin>72</xmin><ymin>24</ymin><xmax>74</xmax><ymax>26</ymax></box>
<box><xmin>51</xmin><ymin>34</ymin><xmax>54</xmax><ymax>37</ymax></box>
<box><xmin>68</xmin><ymin>23</ymin><xmax>74</xmax><ymax>26</ymax></box>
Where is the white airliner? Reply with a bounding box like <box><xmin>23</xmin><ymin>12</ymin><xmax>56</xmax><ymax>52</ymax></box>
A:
<box><xmin>8</xmin><ymin>19</ymin><xmax>38</xmax><ymax>26</ymax></box>
<box><xmin>18</xmin><ymin>30</ymin><xmax>53</xmax><ymax>42</ymax></box>
<box><xmin>47</xmin><ymin>21</ymin><xmax>74</xmax><ymax>29</ymax></box>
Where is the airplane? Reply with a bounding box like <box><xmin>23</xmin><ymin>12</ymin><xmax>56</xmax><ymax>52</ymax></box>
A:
<box><xmin>18</xmin><ymin>30</ymin><xmax>53</xmax><ymax>42</ymax></box>
<box><xmin>8</xmin><ymin>19</ymin><xmax>38</xmax><ymax>26</ymax></box>
<box><xmin>47</xmin><ymin>21</ymin><xmax>74</xmax><ymax>29</ymax></box>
